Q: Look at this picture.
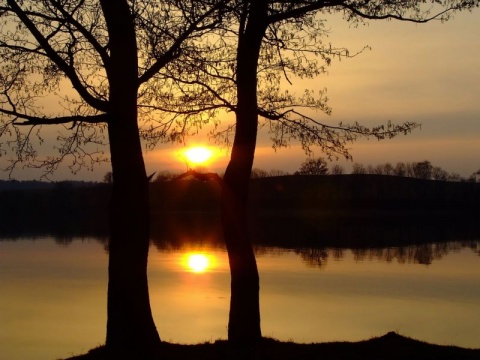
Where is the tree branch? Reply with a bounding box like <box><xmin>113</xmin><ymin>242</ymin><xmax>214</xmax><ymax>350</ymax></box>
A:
<box><xmin>48</xmin><ymin>0</ymin><xmax>110</xmax><ymax>68</ymax></box>
<box><xmin>0</xmin><ymin>107</ymin><xmax>108</xmax><ymax>126</ymax></box>
<box><xmin>6</xmin><ymin>0</ymin><xmax>108</xmax><ymax>112</ymax></box>
<box><xmin>138</xmin><ymin>1</ymin><xmax>227</xmax><ymax>85</ymax></box>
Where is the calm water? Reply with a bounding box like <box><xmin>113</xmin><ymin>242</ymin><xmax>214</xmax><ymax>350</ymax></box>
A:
<box><xmin>1</xmin><ymin>236</ymin><xmax>479</xmax><ymax>360</ymax></box>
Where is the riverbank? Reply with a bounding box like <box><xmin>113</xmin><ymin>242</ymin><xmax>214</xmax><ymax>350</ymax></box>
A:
<box><xmin>64</xmin><ymin>332</ymin><xmax>480</xmax><ymax>360</ymax></box>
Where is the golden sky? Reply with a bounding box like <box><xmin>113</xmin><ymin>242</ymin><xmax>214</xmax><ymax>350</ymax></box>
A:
<box><xmin>1</xmin><ymin>8</ymin><xmax>479</xmax><ymax>181</ymax></box>
<box><xmin>146</xmin><ymin>9</ymin><xmax>480</xmax><ymax>179</ymax></box>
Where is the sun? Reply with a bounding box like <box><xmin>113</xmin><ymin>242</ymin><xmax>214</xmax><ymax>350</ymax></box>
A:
<box><xmin>187</xmin><ymin>254</ymin><xmax>210</xmax><ymax>273</ymax></box>
<box><xmin>184</xmin><ymin>146</ymin><xmax>212</xmax><ymax>165</ymax></box>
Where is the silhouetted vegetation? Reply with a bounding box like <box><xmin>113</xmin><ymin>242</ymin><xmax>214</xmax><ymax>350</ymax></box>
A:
<box><xmin>0</xmin><ymin>181</ymin><xmax>110</xmax><ymax>237</ymax></box>
<box><xmin>248</xmin><ymin>174</ymin><xmax>480</xmax><ymax>216</ymax></box>
<box><xmin>2</xmin><ymin>0</ymin><xmax>479</xmax><ymax>356</ymax></box>
<box><xmin>2</xmin><ymin>174</ymin><xmax>479</xmax><ymax>241</ymax></box>
<box><xmin>295</xmin><ymin>157</ymin><xmax>329</xmax><ymax>175</ymax></box>
<box><xmin>349</xmin><ymin>160</ymin><xmax>478</xmax><ymax>182</ymax></box>
<box><xmin>63</xmin><ymin>332</ymin><xmax>480</xmax><ymax>360</ymax></box>
<box><xmin>165</xmin><ymin>159</ymin><xmax>477</xmax><ymax>182</ymax></box>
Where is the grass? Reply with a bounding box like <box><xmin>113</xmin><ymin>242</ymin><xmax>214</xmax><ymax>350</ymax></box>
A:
<box><xmin>63</xmin><ymin>332</ymin><xmax>480</xmax><ymax>360</ymax></box>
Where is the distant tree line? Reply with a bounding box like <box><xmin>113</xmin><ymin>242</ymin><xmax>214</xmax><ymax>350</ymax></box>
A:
<box><xmin>348</xmin><ymin>160</ymin><xmax>478</xmax><ymax>182</ymax></box>
<box><xmin>147</xmin><ymin>158</ymin><xmax>479</xmax><ymax>183</ymax></box>
<box><xmin>295</xmin><ymin>158</ymin><xmax>479</xmax><ymax>182</ymax></box>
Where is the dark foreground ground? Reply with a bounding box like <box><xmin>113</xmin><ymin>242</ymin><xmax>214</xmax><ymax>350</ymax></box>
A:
<box><xmin>64</xmin><ymin>332</ymin><xmax>480</xmax><ymax>360</ymax></box>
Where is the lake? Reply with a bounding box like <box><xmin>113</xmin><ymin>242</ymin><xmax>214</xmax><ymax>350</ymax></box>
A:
<box><xmin>1</xmin><ymin>233</ymin><xmax>479</xmax><ymax>360</ymax></box>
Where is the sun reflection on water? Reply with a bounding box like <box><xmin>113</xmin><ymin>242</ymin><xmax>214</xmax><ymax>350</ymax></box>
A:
<box><xmin>182</xmin><ymin>252</ymin><xmax>216</xmax><ymax>273</ymax></box>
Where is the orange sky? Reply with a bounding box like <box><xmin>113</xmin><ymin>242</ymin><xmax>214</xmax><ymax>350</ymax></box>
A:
<box><xmin>145</xmin><ymin>9</ymin><xmax>480</xmax><ymax>179</ymax></box>
<box><xmin>1</xmin><ymin>9</ymin><xmax>479</xmax><ymax>181</ymax></box>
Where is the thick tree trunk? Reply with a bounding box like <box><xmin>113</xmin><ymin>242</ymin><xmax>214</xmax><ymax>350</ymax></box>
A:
<box><xmin>222</xmin><ymin>0</ymin><xmax>268</xmax><ymax>345</ymax></box>
<box><xmin>100</xmin><ymin>1</ymin><xmax>160</xmax><ymax>357</ymax></box>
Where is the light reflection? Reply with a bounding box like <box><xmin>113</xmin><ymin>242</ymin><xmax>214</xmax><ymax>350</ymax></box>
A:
<box><xmin>182</xmin><ymin>252</ymin><xmax>216</xmax><ymax>273</ymax></box>
<box><xmin>187</xmin><ymin>253</ymin><xmax>209</xmax><ymax>272</ymax></box>
<box><xmin>2</xmin><ymin>237</ymin><xmax>480</xmax><ymax>360</ymax></box>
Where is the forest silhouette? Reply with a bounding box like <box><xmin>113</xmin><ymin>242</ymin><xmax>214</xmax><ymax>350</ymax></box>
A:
<box><xmin>1</xmin><ymin>174</ymin><xmax>479</xmax><ymax>252</ymax></box>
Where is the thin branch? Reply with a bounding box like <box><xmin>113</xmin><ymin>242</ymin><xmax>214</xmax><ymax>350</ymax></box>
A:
<box><xmin>6</xmin><ymin>0</ymin><xmax>108</xmax><ymax>112</ymax></box>
<box><xmin>48</xmin><ymin>0</ymin><xmax>110</xmax><ymax>68</ymax></box>
<box><xmin>138</xmin><ymin>2</ymin><xmax>227</xmax><ymax>85</ymax></box>
<box><xmin>0</xmin><ymin>107</ymin><xmax>108</xmax><ymax>125</ymax></box>
<box><xmin>342</xmin><ymin>4</ymin><xmax>455</xmax><ymax>23</ymax></box>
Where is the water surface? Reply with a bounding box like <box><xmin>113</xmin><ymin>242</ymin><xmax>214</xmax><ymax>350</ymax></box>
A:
<box><xmin>1</xmin><ymin>237</ymin><xmax>479</xmax><ymax>360</ymax></box>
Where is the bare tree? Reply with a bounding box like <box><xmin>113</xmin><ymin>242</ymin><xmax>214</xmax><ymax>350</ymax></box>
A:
<box><xmin>405</xmin><ymin>162</ymin><xmax>416</xmax><ymax>178</ymax></box>
<box><xmin>448</xmin><ymin>172</ymin><xmax>464</xmax><ymax>182</ymax></box>
<box><xmin>210</xmin><ymin>0</ymin><xmax>477</xmax><ymax>344</ymax></box>
<box><xmin>352</xmin><ymin>163</ymin><xmax>367</xmax><ymax>174</ymax></box>
<box><xmin>432</xmin><ymin>166</ymin><xmax>449</xmax><ymax>181</ymax></box>
<box><xmin>470</xmin><ymin>169</ymin><xmax>480</xmax><ymax>182</ymax></box>
<box><xmin>383</xmin><ymin>163</ymin><xmax>394</xmax><ymax>176</ymax></box>
<box><xmin>366</xmin><ymin>164</ymin><xmax>376</xmax><ymax>174</ymax></box>
<box><xmin>412</xmin><ymin>161</ymin><xmax>433</xmax><ymax>180</ymax></box>
<box><xmin>330</xmin><ymin>164</ymin><xmax>344</xmax><ymax>175</ymax></box>
<box><xmin>296</xmin><ymin>157</ymin><xmax>329</xmax><ymax>175</ymax></box>
<box><xmin>373</xmin><ymin>164</ymin><xmax>384</xmax><ymax>175</ymax></box>
<box><xmin>250</xmin><ymin>167</ymin><xmax>269</xmax><ymax>178</ymax></box>
<box><xmin>394</xmin><ymin>162</ymin><xmax>407</xmax><ymax>177</ymax></box>
<box><xmin>268</xmin><ymin>168</ymin><xmax>290</xmax><ymax>176</ymax></box>
<box><xmin>15</xmin><ymin>0</ymin><xmax>469</xmax><ymax>347</ymax></box>
<box><xmin>0</xmin><ymin>0</ymin><xmax>228</xmax><ymax>356</ymax></box>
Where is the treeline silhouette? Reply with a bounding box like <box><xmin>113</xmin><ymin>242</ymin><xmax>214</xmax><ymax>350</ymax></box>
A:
<box><xmin>2</xmin><ymin>175</ymin><xmax>479</xmax><ymax>269</ymax></box>
<box><xmin>0</xmin><ymin>181</ymin><xmax>110</xmax><ymax>237</ymax></box>
<box><xmin>348</xmin><ymin>160</ymin><xmax>478</xmax><ymax>182</ymax></box>
<box><xmin>1</xmin><ymin>174</ymin><xmax>479</xmax><ymax>241</ymax></box>
<box><xmin>152</xmin><ymin>159</ymin><xmax>480</xmax><ymax>182</ymax></box>
<box><xmin>247</xmin><ymin>174</ymin><xmax>479</xmax><ymax>216</ymax></box>
<box><xmin>149</xmin><ymin>174</ymin><xmax>480</xmax><ymax>216</ymax></box>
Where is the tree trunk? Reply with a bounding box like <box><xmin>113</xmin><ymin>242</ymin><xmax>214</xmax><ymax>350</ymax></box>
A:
<box><xmin>222</xmin><ymin>0</ymin><xmax>268</xmax><ymax>345</ymax></box>
<box><xmin>100</xmin><ymin>1</ymin><xmax>160</xmax><ymax>357</ymax></box>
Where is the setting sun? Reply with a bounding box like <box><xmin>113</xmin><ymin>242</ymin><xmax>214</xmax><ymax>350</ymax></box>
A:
<box><xmin>187</xmin><ymin>254</ymin><xmax>210</xmax><ymax>273</ymax></box>
<box><xmin>184</xmin><ymin>147</ymin><xmax>212</xmax><ymax>164</ymax></box>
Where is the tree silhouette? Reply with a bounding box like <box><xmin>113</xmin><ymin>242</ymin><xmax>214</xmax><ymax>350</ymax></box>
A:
<box><xmin>330</xmin><ymin>164</ymin><xmax>345</xmax><ymax>175</ymax></box>
<box><xmin>0</xmin><ymin>0</ymin><xmax>227</xmax><ymax>356</ymax></box>
<box><xmin>2</xmin><ymin>0</ymin><xmax>477</xmax><ymax>351</ymax></box>
<box><xmin>413</xmin><ymin>161</ymin><xmax>434</xmax><ymax>180</ymax></box>
<box><xmin>352</xmin><ymin>163</ymin><xmax>367</xmax><ymax>175</ymax></box>
<box><xmin>296</xmin><ymin>157</ymin><xmax>329</xmax><ymax>175</ymax></box>
<box><xmin>177</xmin><ymin>0</ymin><xmax>477</xmax><ymax>344</ymax></box>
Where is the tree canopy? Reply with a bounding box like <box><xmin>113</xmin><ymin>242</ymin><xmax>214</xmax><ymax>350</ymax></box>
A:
<box><xmin>158</xmin><ymin>0</ymin><xmax>478</xmax><ymax>162</ymax></box>
<box><xmin>0</xmin><ymin>0</ymin><xmax>231</xmax><ymax>355</ymax></box>
<box><xmin>0</xmin><ymin>0</ymin><xmax>229</xmax><ymax>177</ymax></box>
<box><xmin>296</xmin><ymin>157</ymin><xmax>329</xmax><ymax>175</ymax></box>
<box><xmin>1</xmin><ymin>1</ymin><xmax>478</xmax><ymax>175</ymax></box>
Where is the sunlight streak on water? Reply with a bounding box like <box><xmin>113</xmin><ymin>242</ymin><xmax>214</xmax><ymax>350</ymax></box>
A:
<box><xmin>1</xmin><ymin>237</ymin><xmax>479</xmax><ymax>360</ymax></box>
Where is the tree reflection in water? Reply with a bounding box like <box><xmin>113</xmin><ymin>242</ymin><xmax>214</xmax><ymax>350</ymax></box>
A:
<box><xmin>3</xmin><ymin>213</ymin><xmax>479</xmax><ymax>269</ymax></box>
<box><xmin>293</xmin><ymin>241</ymin><xmax>479</xmax><ymax>269</ymax></box>
<box><xmin>295</xmin><ymin>248</ymin><xmax>330</xmax><ymax>268</ymax></box>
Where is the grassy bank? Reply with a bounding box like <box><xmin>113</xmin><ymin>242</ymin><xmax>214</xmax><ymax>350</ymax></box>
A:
<box><xmin>64</xmin><ymin>332</ymin><xmax>479</xmax><ymax>360</ymax></box>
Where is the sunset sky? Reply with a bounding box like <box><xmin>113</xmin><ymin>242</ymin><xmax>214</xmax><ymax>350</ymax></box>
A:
<box><xmin>148</xmin><ymin>8</ymin><xmax>480</xmax><ymax>179</ymax></box>
<box><xmin>1</xmin><ymin>8</ymin><xmax>479</xmax><ymax>181</ymax></box>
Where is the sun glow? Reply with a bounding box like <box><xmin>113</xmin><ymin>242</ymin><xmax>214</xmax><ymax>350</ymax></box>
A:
<box><xmin>184</xmin><ymin>147</ymin><xmax>213</xmax><ymax>165</ymax></box>
<box><xmin>186</xmin><ymin>253</ymin><xmax>210</xmax><ymax>273</ymax></box>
